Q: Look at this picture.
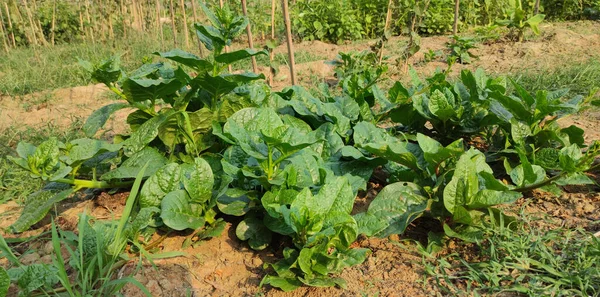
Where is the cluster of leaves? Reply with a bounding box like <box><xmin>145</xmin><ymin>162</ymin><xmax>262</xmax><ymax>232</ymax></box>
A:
<box><xmin>446</xmin><ymin>35</ymin><xmax>478</xmax><ymax>64</ymax></box>
<box><xmin>6</xmin><ymin>6</ymin><xmax>600</xmax><ymax>294</ymax></box>
<box><xmin>496</xmin><ymin>0</ymin><xmax>545</xmax><ymax>41</ymax></box>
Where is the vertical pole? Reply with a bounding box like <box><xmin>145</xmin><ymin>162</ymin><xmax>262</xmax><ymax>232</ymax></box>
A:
<box><xmin>281</xmin><ymin>0</ymin><xmax>296</xmax><ymax>85</ymax></box>
<box><xmin>169</xmin><ymin>0</ymin><xmax>177</xmax><ymax>47</ymax></box>
<box><xmin>534</xmin><ymin>0</ymin><xmax>540</xmax><ymax>14</ymax></box>
<box><xmin>23</xmin><ymin>0</ymin><xmax>38</xmax><ymax>46</ymax></box>
<box><xmin>453</xmin><ymin>0</ymin><xmax>459</xmax><ymax>35</ymax></box>
<box><xmin>155</xmin><ymin>0</ymin><xmax>164</xmax><ymax>48</ymax></box>
<box><xmin>379</xmin><ymin>0</ymin><xmax>393</xmax><ymax>64</ymax></box>
<box><xmin>241</xmin><ymin>0</ymin><xmax>258</xmax><ymax>72</ymax></box>
<box><xmin>50</xmin><ymin>0</ymin><xmax>56</xmax><ymax>45</ymax></box>
<box><xmin>191</xmin><ymin>0</ymin><xmax>204</xmax><ymax>57</ymax></box>
<box><xmin>269</xmin><ymin>0</ymin><xmax>275</xmax><ymax>85</ymax></box>
<box><xmin>4</xmin><ymin>3</ymin><xmax>16</xmax><ymax>47</ymax></box>
<box><xmin>180</xmin><ymin>0</ymin><xmax>189</xmax><ymax>49</ymax></box>
<box><xmin>0</xmin><ymin>8</ymin><xmax>9</xmax><ymax>52</ymax></box>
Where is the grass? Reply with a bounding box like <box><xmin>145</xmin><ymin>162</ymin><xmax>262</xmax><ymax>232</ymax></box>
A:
<box><xmin>511</xmin><ymin>59</ymin><xmax>600</xmax><ymax>96</ymax></box>
<box><xmin>0</xmin><ymin>36</ymin><xmax>170</xmax><ymax>96</ymax></box>
<box><xmin>421</xmin><ymin>207</ymin><xmax>600</xmax><ymax>297</ymax></box>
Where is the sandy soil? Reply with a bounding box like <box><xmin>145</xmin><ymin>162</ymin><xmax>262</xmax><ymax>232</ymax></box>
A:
<box><xmin>1</xmin><ymin>21</ymin><xmax>599</xmax><ymax>297</ymax></box>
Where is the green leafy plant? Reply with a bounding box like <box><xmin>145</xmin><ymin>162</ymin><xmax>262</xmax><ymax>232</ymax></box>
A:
<box><xmin>496</xmin><ymin>0</ymin><xmax>545</xmax><ymax>42</ymax></box>
<box><xmin>0</xmin><ymin>169</ymin><xmax>151</xmax><ymax>296</ymax></box>
<box><xmin>446</xmin><ymin>35</ymin><xmax>478</xmax><ymax>64</ymax></box>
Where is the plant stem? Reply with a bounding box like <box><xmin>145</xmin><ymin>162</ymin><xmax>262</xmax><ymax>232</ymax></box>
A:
<box><xmin>55</xmin><ymin>178</ymin><xmax>135</xmax><ymax>189</ymax></box>
<box><xmin>513</xmin><ymin>163</ymin><xmax>600</xmax><ymax>193</ymax></box>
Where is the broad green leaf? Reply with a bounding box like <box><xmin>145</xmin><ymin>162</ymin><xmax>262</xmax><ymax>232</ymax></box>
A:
<box><xmin>443</xmin><ymin>224</ymin><xmax>483</xmax><ymax>243</ymax></box>
<box><xmin>102</xmin><ymin>147</ymin><xmax>168</xmax><ymax>180</ymax></box>
<box><xmin>124</xmin><ymin>109</ymin><xmax>180</xmax><ymax>154</ymax></box>
<box><xmin>217</xmin><ymin>189</ymin><xmax>255</xmax><ymax>216</ymax></box>
<box><xmin>215</xmin><ymin>49</ymin><xmax>268</xmax><ymax>64</ymax></box>
<box><xmin>221</xmin><ymin>73</ymin><xmax>266</xmax><ymax>83</ymax></box>
<box><xmin>467</xmin><ymin>190</ymin><xmax>522</xmax><ymax>208</ymax></box>
<box><xmin>554</xmin><ymin>173</ymin><xmax>595</xmax><ymax>186</ymax></box>
<box><xmin>417</xmin><ymin>133</ymin><xmax>464</xmax><ymax>172</ymax></box>
<box><xmin>510</xmin><ymin>119</ymin><xmax>531</xmax><ymax>145</ymax></box>
<box><xmin>10</xmin><ymin>187</ymin><xmax>74</xmax><ymax>233</ymax></box>
<box><xmin>260</xmin><ymin>276</ymin><xmax>302</xmax><ymax>292</ymax></box>
<box><xmin>356</xmin><ymin>182</ymin><xmax>428</xmax><ymax>237</ymax></box>
<box><xmin>181</xmin><ymin>158</ymin><xmax>214</xmax><ymax>203</ymax></box>
<box><xmin>122</xmin><ymin>77</ymin><xmax>184</xmax><ymax>103</ymax></box>
<box><xmin>559</xmin><ymin>144</ymin><xmax>583</xmax><ymax>173</ymax></box>
<box><xmin>353</xmin><ymin>122</ymin><xmax>421</xmax><ymax>172</ymax></box>
<box><xmin>444</xmin><ymin>151</ymin><xmax>479</xmax><ymax>214</ymax></box>
<box><xmin>79</xmin><ymin>56</ymin><xmax>122</xmax><ymax>85</ymax></box>
<box><xmin>83</xmin><ymin>103</ymin><xmax>130</xmax><ymax>137</ymax></box>
<box><xmin>428</xmin><ymin>89</ymin><xmax>455</xmax><ymax>121</ymax></box>
<box><xmin>160</xmin><ymin>190</ymin><xmax>205</xmax><ymax>231</ymax></box>
<box><xmin>510</xmin><ymin>164</ymin><xmax>546</xmax><ymax>187</ymax></box>
<box><xmin>236</xmin><ymin>216</ymin><xmax>272</xmax><ymax>250</ymax></box>
<box><xmin>154</xmin><ymin>49</ymin><xmax>213</xmax><ymax>71</ymax></box>
<box><xmin>139</xmin><ymin>163</ymin><xmax>182</xmax><ymax>208</ymax></box>
<box><xmin>192</xmin><ymin>73</ymin><xmax>238</xmax><ymax>99</ymax></box>
<box><xmin>65</xmin><ymin>138</ymin><xmax>122</xmax><ymax>165</ymax></box>
<box><xmin>525</xmin><ymin>14</ymin><xmax>545</xmax><ymax>34</ymax></box>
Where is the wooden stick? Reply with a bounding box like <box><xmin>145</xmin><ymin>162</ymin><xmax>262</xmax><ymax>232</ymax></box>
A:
<box><xmin>379</xmin><ymin>0</ymin><xmax>393</xmax><ymax>64</ymax></box>
<box><xmin>269</xmin><ymin>0</ymin><xmax>276</xmax><ymax>85</ymax></box>
<box><xmin>534</xmin><ymin>0</ymin><xmax>540</xmax><ymax>14</ymax></box>
<box><xmin>169</xmin><ymin>0</ymin><xmax>177</xmax><ymax>47</ymax></box>
<box><xmin>180</xmin><ymin>0</ymin><xmax>189</xmax><ymax>49</ymax></box>
<box><xmin>22</xmin><ymin>0</ymin><xmax>38</xmax><ymax>46</ymax></box>
<box><xmin>108</xmin><ymin>0</ymin><xmax>114</xmax><ymax>40</ymax></box>
<box><xmin>120</xmin><ymin>0</ymin><xmax>127</xmax><ymax>39</ymax></box>
<box><xmin>241</xmin><ymin>0</ymin><xmax>258</xmax><ymax>72</ymax></box>
<box><xmin>281</xmin><ymin>0</ymin><xmax>296</xmax><ymax>85</ymax></box>
<box><xmin>453</xmin><ymin>0</ymin><xmax>459</xmax><ymax>35</ymax></box>
<box><xmin>155</xmin><ymin>0</ymin><xmax>164</xmax><ymax>49</ymax></box>
<box><xmin>191</xmin><ymin>0</ymin><xmax>204</xmax><ymax>57</ymax></box>
<box><xmin>85</xmin><ymin>1</ymin><xmax>95</xmax><ymax>43</ymax></box>
<box><xmin>50</xmin><ymin>0</ymin><xmax>56</xmax><ymax>45</ymax></box>
<box><xmin>0</xmin><ymin>7</ymin><xmax>9</xmax><ymax>52</ymax></box>
<box><xmin>4</xmin><ymin>3</ymin><xmax>16</xmax><ymax>47</ymax></box>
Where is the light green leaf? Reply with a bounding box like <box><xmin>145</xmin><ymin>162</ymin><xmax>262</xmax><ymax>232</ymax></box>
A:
<box><xmin>428</xmin><ymin>89</ymin><xmax>455</xmax><ymax>121</ymax></box>
<box><xmin>181</xmin><ymin>158</ymin><xmax>214</xmax><ymax>204</ymax></box>
<box><xmin>160</xmin><ymin>190</ymin><xmax>205</xmax><ymax>231</ymax></box>
<box><xmin>83</xmin><ymin>103</ymin><xmax>130</xmax><ymax>137</ymax></box>
<box><xmin>139</xmin><ymin>163</ymin><xmax>182</xmax><ymax>208</ymax></box>
<box><xmin>102</xmin><ymin>147</ymin><xmax>168</xmax><ymax>180</ymax></box>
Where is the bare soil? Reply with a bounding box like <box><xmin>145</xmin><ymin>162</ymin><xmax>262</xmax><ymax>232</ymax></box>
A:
<box><xmin>1</xmin><ymin>21</ymin><xmax>599</xmax><ymax>297</ymax></box>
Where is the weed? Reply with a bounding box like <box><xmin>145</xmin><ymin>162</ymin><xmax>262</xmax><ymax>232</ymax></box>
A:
<box><xmin>421</xmin><ymin>208</ymin><xmax>600</xmax><ymax>296</ymax></box>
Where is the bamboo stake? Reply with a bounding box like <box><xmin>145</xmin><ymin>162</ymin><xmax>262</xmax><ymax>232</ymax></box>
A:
<box><xmin>534</xmin><ymin>0</ymin><xmax>540</xmax><ymax>14</ymax></box>
<box><xmin>379</xmin><ymin>0</ymin><xmax>393</xmax><ymax>64</ymax></box>
<box><xmin>241</xmin><ymin>0</ymin><xmax>258</xmax><ymax>72</ymax></box>
<box><xmin>3</xmin><ymin>4</ymin><xmax>15</xmax><ymax>48</ymax></box>
<box><xmin>22</xmin><ymin>0</ymin><xmax>38</xmax><ymax>46</ymax></box>
<box><xmin>169</xmin><ymin>0</ymin><xmax>177</xmax><ymax>47</ymax></box>
<box><xmin>79</xmin><ymin>2</ymin><xmax>85</xmax><ymax>39</ymax></box>
<box><xmin>281</xmin><ymin>0</ymin><xmax>296</xmax><ymax>85</ymax></box>
<box><xmin>180</xmin><ymin>0</ymin><xmax>189</xmax><ymax>49</ymax></box>
<box><xmin>220</xmin><ymin>0</ymin><xmax>232</xmax><ymax>72</ymax></box>
<box><xmin>3</xmin><ymin>3</ymin><xmax>15</xmax><ymax>47</ymax></box>
<box><xmin>120</xmin><ymin>0</ymin><xmax>127</xmax><ymax>39</ymax></box>
<box><xmin>50</xmin><ymin>0</ymin><xmax>56</xmax><ymax>45</ymax></box>
<box><xmin>269</xmin><ymin>0</ymin><xmax>276</xmax><ymax>85</ymax></box>
<box><xmin>0</xmin><ymin>8</ymin><xmax>9</xmax><ymax>52</ymax></box>
<box><xmin>191</xmin><ymin>0</ymin><xmax>204</xmax><ymax>57</ymax></box>
<box><xmin>108</xmin><ymin>0</ymin><xmax>114</xmax><ymax>40</ymax></box>
<box><xmin>453</xmin><ymin>0</ymin><xmax>460</xmax><ymax>35</ymax></box>
<box><xmin>155</xmin><ymin>0</ymin><xmax>164</xmax><ymax>48</ymax></box>
<box><xmin>85</xmin><ymin>1</ymin><xmax>95</xmax><ymax>43</ymax></box>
